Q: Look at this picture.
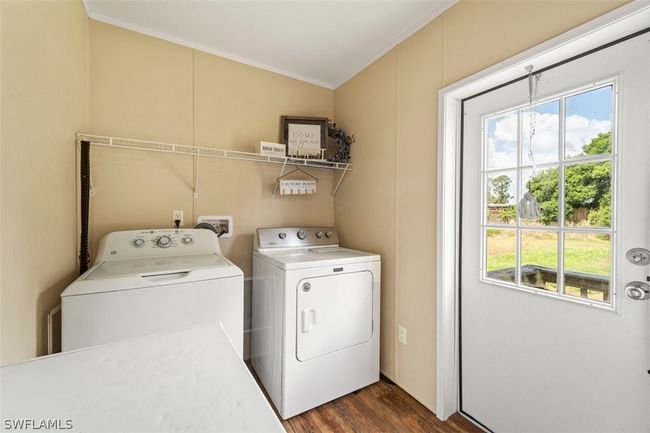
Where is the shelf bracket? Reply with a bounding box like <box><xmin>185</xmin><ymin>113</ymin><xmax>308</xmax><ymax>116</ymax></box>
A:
<box><xmin>330</xmin><ymin>164</ymin><xmax>350</xmax><ymax>199</ymax></box>
<box><xmin>193</xmin><ymin>150</ymin><xmax>200</xmax><ymax>199</ymax></box>
<box><xmin>272</xmin><ymin>159</ymin><xmax>288</xmax><ymax>197</ymax></box>
<box><xmin>89</xmin><ymin>173</ymin><xmax>96</xmax><ymax>196</ymax></box>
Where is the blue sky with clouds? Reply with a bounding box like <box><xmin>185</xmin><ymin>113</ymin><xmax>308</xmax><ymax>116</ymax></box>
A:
<box><xmin>486</xmin><ymin>85</ymin><xmax>613</xmax><ymax>169</ymax></box>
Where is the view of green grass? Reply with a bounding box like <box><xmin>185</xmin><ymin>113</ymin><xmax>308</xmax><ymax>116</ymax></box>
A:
<box><xmin>486</xmin><ymin>230</ymin><xmax>610</xmax><ymax>276</ymax></box>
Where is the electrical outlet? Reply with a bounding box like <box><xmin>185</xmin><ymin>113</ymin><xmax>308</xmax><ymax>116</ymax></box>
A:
<box><xmin>172</xmin><ymin>210</ymin><xmax>184</xmax><ymax>228</ymax></box>
<box><xmin>196</xmin><ymin>215</ymin><xmax>233</xmax><ymax>238</ymax></box>
<box><xmin>398</xmin><ymin>325</ymin><xmax>407</xmax><ymax>345</ymax></box>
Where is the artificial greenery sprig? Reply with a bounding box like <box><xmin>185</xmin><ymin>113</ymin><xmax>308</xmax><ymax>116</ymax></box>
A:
<box><xmin>327</xmin><ymin>121</ymin><xmax>354</xmax><ymax>163</ymax></box>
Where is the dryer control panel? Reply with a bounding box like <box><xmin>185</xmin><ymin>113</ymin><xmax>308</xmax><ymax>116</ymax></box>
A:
<box><xmin>256</xmin><ymin>227</ymin><xmax>339</xmax><ymax>250</ymax></box>
<box><xmin>94</xmin><ymin>229</ymin><xmax>223</xmax><ymax>263</ymax></box>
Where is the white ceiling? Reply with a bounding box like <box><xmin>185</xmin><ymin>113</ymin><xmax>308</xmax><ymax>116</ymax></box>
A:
<box><xmin>83</xmin><ymin>1</ymin><xmax>456</xmax><ymax>89</ymax></box>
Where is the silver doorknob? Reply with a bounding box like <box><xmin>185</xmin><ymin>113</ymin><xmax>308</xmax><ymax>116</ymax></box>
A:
<box><xmin>626</xmin><ymin>248</ymin><xmax>650</xmax><ymax>266</ymax></box>
<box><xmin>625</xmin><ymin>281</ymin><xmax>650</xmax><ymax>300</ymax></box>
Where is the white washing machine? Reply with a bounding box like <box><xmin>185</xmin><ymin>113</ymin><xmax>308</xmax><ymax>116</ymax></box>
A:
<box><xmin>251</xmin><ymin>227</ymin><xmax>380</xmax><ymax>419</ymax></box>
<box><xmin>61</xmin><ymin>229</ymin><xmax>244</xmax><ymax>355</ymax></box>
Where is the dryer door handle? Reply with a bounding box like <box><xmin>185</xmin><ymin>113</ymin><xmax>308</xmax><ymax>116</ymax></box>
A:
<box><xmin>301</xmin><ymin>308</ymin><xmax>316</xmax><ymax>333</ymax></box>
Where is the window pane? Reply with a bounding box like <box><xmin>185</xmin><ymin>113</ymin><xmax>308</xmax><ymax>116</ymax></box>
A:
<box><xmin>485</xmin><ymin>228</ymin><xmax>516</xmax><ymax>284</ymax></box>
<box><xmin>565</xmin><ymin>161</ymin><xmax>612</xmax><ymax>228</ymax></box>
<box><xmin>522</xmin><ymin>100</ymin><xmax>560</xmax><ymax>165</ymax></box>
<box><xmin>565</xmin><ymin>86</ymin><xmax>613</xmax><ymax>159</ymax></box>
<box><xmin>486</xmin><ymin>170</ymin><xmax>516</xmax><ymax>225</ymax></box>
<box><xmin>486</xmin><ymin>111</ymin><xmax>517</xmax><ymax>169</ymax></box>
<box><xmin>521</xmin><ymin>166</ymin><xmax>559</xmax><ymax>226</ymax></box>
<box><xmin>521</xmin><ymin>231</ymin><xmax>558</xmax><ymax>292</ymax></box>
<box><xmin>564</xmin><ymin>233</ymin><xmax>611</xmax><ymax>302</ymax></box>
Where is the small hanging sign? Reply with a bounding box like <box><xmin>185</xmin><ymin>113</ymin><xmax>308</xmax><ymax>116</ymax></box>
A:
<box><xmin>279</xmin><ymin>179</ymin><xmax>317</xmax><ymax>195</ymax></box>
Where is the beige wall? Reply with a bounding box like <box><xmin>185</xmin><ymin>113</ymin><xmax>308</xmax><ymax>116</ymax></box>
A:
<box><xmin>333</xmin><ymin>0</ymin><xmax>626</xmax><ymax>412</ymax></box>
<box><xmin>87</xmin><ymin>21</ymin><xmax>335</xmax><ymax>275</ymax></box>
<box><xmin>0</xmin><ymin>0</ymin><xmax>88</xmax><ymax>365</ymax></box>
<box><xmin>334</xmin><ymin>50</ymin><xmax>399</xmax><ymax>375</ymax></box>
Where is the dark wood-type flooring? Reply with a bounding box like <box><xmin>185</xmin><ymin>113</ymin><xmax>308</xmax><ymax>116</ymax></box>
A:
<box><xmin>248</xmin><ymin>364</ymin><xmax>482</xmax><ymax>433</ymax></box>
<box><xmin>281</xmin><ymin>379</ymin><xmax>482</xmax><ymax>433</ymax></box>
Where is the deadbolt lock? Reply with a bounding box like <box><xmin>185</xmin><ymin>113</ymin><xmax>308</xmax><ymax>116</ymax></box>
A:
<box><xmin>626</xmin><ymin>248</ymin><xmax>650</xmax><ymax>266</ymax></box>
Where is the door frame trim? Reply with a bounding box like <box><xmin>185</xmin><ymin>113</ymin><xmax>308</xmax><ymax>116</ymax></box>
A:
<box><xmin>435</xmin><ymin>0</ymin><xmax>650</xmax><ymax>421</ymax></box>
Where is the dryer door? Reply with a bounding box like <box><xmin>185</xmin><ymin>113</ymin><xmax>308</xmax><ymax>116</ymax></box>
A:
<box><xmin>296</xmin><ymin>271</ymin><xmax>373</xmax><ymax>362</ymax></box>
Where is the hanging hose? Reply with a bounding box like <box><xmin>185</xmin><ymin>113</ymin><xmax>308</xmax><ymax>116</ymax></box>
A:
<box><xmin>195</xmin><ymin>222</ymin><xmax>226</xmax><ymax>237</ymax></box>
<box><xmin>79</xmin><ymin>140</ymin><xmax>91</xmax><ymax>275</ymax></box>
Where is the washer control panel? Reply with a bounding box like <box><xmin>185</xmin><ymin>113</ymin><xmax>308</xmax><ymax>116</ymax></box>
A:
<box><xmin>95</xmin><ymin>229</ymin><xmax>222</xmax><ymax>263</ymax></box>
<box><xmin>256</xmin><ymin>227</ymin><xmax>339</xmax><ymax>250</ymax></box>
<box><xmin>129</xmin><ymin>230</ymin><xmax>197</xmax><ymax>251</ymax></box>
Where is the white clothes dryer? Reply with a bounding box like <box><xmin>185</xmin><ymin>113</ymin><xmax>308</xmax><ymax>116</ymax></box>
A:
<box><xmin>251</xmin><ymin>227</ymin><xmax>380</xmax><ymax>419</ymax></box>
<box><xmin>61</xmin><ymin>229</ymin><xmax>244</xmax><ymax>355</ymax></box>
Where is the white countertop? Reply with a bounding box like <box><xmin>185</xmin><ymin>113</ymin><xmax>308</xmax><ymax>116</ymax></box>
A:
<box><xmin>0</xmin><ymin>324</ymin><xmax>284</xmax><ymax>433</ymax></box>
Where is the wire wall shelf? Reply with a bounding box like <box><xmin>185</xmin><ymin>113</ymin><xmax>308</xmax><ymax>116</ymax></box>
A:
<box><xmin>77</xmin><ymin>134</ymin><xmax>352</xmax><ymax>171</ymax></box>
<box><xmin>76</xmin><ymin>134</ymin><xmax>351</xmax><ymax>199</ymax></box>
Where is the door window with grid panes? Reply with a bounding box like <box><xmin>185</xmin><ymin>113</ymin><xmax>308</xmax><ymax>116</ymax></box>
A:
<box><xmin>481</xmin><ymin>83</ymin><xmax>615</xmax><ymax>306</ymax></box>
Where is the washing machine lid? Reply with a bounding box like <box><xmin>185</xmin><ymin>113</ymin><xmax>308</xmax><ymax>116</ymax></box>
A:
<box><xmin>87</xmin><ymin>254</ymin><xmax>231</xmax><ymax>280</ymax></box>
<box><xmin>61</xmin><ymin>253</ymin><xmax>242</xmax><ymax>297</ymax></box>
<box><xmin>254</xmin><ymin>247</ymin><xmax>380</xmax><ymax>270</ymax></box>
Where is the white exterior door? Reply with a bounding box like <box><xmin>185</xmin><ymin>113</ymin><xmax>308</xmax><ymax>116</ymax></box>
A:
<box><xmin>460</xmin><ymin>34</ymin><xmax>649</xmax><ymax>432</ymax></box>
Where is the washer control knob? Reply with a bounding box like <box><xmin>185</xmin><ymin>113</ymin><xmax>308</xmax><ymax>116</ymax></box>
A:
<box><xmin>157</xmin><ymin>235</ymin><xmax>172</xmax><ymax>248</ymax></box>
<box><xmin>133</xmin><ymin>238</ymin><xmax>145</xmax><ymax>248</ymax></box>
<box><xmin>182</xmin><ymin>236</ymin><xmax>193</xmax><ymax>245</ymax></box>
<box><xmin>316</xmin><ymin>231</ymin><xmax>324</xmax><ymax>238</ymax></box>
<box><xmin>325</xmin><ymin>231</ymin><xmax>333</xmax><ymax>238</ymax></box>
<box><xmin>278</xmin><ymin>232</ymin><xmax>287</xmax><ymax>240</ymax></box>
<box><xmin>297</xmin><ymin>230</ymin><xmax>306</xmax><ymax>240</ymax></box>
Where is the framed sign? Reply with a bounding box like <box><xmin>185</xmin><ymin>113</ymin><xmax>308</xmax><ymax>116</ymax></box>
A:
<box><xmin>280</xmin><ymin>116</ymin><xmax>328</xmax><ymax>158</ymax></box>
